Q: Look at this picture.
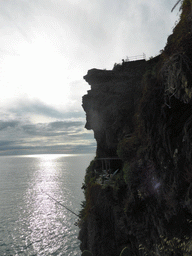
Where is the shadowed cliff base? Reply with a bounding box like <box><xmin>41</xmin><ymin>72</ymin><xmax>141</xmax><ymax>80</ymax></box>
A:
<box><xmin>79</xmin><ymin>1</ymin><xmax>192</xmax><ymax>255</ymax></box>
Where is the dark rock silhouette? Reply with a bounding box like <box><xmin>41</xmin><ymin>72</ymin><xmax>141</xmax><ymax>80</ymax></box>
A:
<box><xmin>79</xmin><ymin>1</ymin><xmax>192</xmax><ymax>255</ymax></box>
<box><xmin>82</xmin><ymin>60</ymin><xmax>146</xmax><ymax>158</ymax></box>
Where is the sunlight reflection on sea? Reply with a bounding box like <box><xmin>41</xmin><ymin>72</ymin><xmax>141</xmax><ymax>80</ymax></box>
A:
<box><xmin>0</xmin><ymin>154</ymin><xmax>94</xmax><ymax>255</ymax></box>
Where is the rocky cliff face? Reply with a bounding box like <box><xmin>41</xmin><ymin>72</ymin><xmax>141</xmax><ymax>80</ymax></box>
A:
<box><xmin>82</xmin><ymin>60</ymin><xmax>147</xmax><ymax>158</ymax></box>
<box><xmin>79</xmin><ymin>1</ymin><xmax>192</xmax><ymax>255</ymax></box>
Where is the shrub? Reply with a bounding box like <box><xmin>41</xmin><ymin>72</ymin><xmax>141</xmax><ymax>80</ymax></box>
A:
<box><xmin>139</xmin><ymin>235</ymin><xmax>191</xmax><ymax>255</ymax></box>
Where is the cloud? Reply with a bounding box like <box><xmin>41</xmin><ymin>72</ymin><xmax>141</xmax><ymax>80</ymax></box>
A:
<box><xmin>1</xmin><ymin>0</ymin><xmax>175</xmax><ymax>67</ymax></box>
<box><xmin>9</xmin><ymin>99</ymin><xmax>66</xmax><ymax>119</ymax></box>
<box><xmin>48</xmin><ymin>120</ymin><xmax>84</xmax><ymax>130</ymax></box>
<box><xmin>0</xmin><ymin>0</ymin><xmax>179</xmax><ymax>61</ymax></box>
<box><xmin>7</xmin><ymin>98</ymin><xmax>85</xmax><ymax>121</ymax></box>
<box><xmin>0</xmin><ymin>0</ymin><xmax>35</xmax><ymax>45</ymax></box>
<box><xmin>0</xmin><ymin>0</ymin><xmax>179</xmax><ymax>155</ymax></box>
<box><xmin>0</xmin><ymin>143</ymin><xmax>96</xmax><ymax>156</ymax></box>
<box><xmin>0</xmin><ymin>140</ymin><xmax>15</xmax><ymax>148</ymax></box>
<box><xmin>0</xmin><ymin>120</ymin><xmax>19</xmax><ymax>130</ymax></box>
<box><xmin>22</xmin><ymin>120</ymin><xmax>84</xmax><ymax>137</ymax></box>
<box><xmin>0</xmin><ymin>118</ymin><xmax>95</xmax><ymax>155</ymax></box>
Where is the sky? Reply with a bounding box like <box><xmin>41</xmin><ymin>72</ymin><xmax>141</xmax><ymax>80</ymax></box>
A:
<box><xmin>0</xmin><ymin>0</ymin><xmax>180</xmax><ymax>155</ymax></box>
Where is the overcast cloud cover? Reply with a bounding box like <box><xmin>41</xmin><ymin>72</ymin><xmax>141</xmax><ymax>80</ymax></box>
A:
<box><xmin>0</xmin><ymin>0</ymin><xmax>179</xmax><ymax>155</ymax></box>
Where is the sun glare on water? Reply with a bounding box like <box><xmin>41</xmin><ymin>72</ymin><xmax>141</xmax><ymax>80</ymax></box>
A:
<box><xmin>23</xmin><ymin>153</ymin><xmax>74</xmax><ymax>254</ymax></box>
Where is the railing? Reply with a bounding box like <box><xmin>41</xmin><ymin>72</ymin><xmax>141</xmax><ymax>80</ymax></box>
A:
<box><xmin>95</xmin><ymin>157</ymin><xmax>122</xmax><ymax>171</ymax></box>
<box><xmin>123</xmin><ymin>53</ymin><xmax>146</xmax><ymax>62</ymax></box>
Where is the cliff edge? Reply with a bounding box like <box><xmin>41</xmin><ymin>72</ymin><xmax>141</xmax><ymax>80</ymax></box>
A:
<box><xmin>79</xmin><ymin>1</ymin><xmax>192</xmax><ymax>255</ymax></box>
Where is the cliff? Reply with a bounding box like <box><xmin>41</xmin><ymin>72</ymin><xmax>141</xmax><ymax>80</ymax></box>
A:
<box><xmin>82</xmin><ymin>60</ymin><xmax>147</xmax><ymax>158</ymax></box>
<box><xmin>79</xmin><ymin>1</ymin><xmax>192</xmax><ymax>255</ymax></box>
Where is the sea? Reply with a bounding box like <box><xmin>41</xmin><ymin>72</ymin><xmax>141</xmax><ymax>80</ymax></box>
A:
<box><xmin>0</xmin><ymin>153</ymin><xmax>94</xmax><ymax>256</ymax></box>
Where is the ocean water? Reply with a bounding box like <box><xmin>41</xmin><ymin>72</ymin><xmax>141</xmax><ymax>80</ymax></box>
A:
<box><xmin>0</xmin><ymin>154</ymin><xmax>94</xmax><ymax>256</ymax></box>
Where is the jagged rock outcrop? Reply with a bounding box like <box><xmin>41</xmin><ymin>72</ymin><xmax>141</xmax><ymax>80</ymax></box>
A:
<box><xmin>82</xmin><ymin>60</ymin><xmax>147</xmax><ymax>157</ymax></box>
<box><xmin>79</xmin><ymin>1</ymin><xmax>192</xmax><ymax>255</ymax></box>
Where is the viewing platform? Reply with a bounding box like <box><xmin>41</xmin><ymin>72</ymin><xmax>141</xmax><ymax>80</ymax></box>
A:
<box><xmin>122</xmin><ymin>53</ymin><xmax>146</xmax><ymax>63</ymax></box>
<box><xmin>112</xmin><ymin>54</ymin><xmax>146</xmax><ymax>72</ymax></box>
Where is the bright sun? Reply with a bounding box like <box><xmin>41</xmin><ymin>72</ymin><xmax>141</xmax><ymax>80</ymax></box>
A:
<box><xmin>1</xmin><ymin>36</ymin><xmax>72</xmax><ymax>108</ymax></box>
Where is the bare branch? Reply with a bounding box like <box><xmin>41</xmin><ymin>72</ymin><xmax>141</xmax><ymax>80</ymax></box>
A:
<box><xmin>171</xmin><ymin>0</ymin><xmax>182</xmax><ymax>12</ymax></box>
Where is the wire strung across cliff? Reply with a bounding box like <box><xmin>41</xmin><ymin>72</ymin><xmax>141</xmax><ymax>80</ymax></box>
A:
<box><xmin>41</xmin><ymin>189</ymin><xmax>80</xmax><ymax>217</ymax></box>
